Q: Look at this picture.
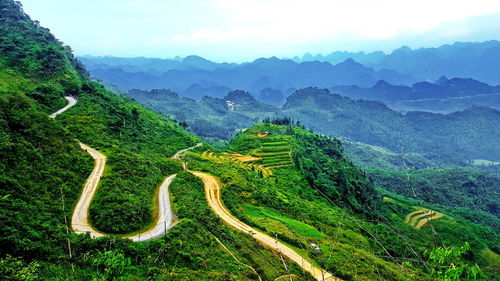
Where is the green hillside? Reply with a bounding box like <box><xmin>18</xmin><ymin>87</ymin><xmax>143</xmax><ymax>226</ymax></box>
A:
<box><xmin>187</xmin><ymin>121</ymin><xmax>499</xmax><ymax>280</ymax></box>
<box><xmin>282</xmin><ymin>88</ymin><xmax>500</xmax><ymax>165</ymax></box>
<box><xmin>127</xmin><ymin>88</ymin><xmax>278</xmax><ymax>141</ymax></box>
<box><xmin>0</xmin><ymin>1</ymin><xmax>293</xmax><ymax>279</ymax></box>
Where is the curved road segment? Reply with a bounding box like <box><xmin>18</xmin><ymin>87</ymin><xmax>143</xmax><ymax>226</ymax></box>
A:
<box><xmin>51</xmin><ymin>97</ymin><xmax>191</xmax><ymax>241</ymax></box>
<box><xmin>49</xmin><ymin>96</ymin><xmax>77</xmax><ymax>118</ymax></box>
<box><xmin>190</xmin><ymin>170</ymin><xmax>341</xmax><ymax>281</ymax></box>
<box><xmin>71</xmin><ymin>143</ymin><xmax>197</xmax><ymax>241</ymax></box>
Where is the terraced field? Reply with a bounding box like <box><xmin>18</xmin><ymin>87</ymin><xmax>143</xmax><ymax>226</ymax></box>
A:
<box><xmin>252</xmin><ymin>138</ymin><xmax>294</xmax><ymax>169</ymax></box>
<box><xmin>201</xmin><ymin>151</ymin><xmax>272</xmax><ymax>176</ymax></box>
<box><xmin>405</xmin><ymin>208</ymin><xmax>444</xmax><ymax>229</ymax></box>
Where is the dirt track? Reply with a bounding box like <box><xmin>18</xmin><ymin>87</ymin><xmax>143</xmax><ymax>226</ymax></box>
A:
<box><xmin>190</xmin><ymin>170</ymin><xmax>341</xmax><ymax>281</ymax></box>
<box><xmin>53</xmin><ymin>97</ymin><xmax>338</xmax><ymax>278</ymax></box>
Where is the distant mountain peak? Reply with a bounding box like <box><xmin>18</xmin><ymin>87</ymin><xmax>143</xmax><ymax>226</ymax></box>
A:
<box><xmin>337</xmin><ymin>58</ymin><xmax>365</xmax><ymax>68</ymax></box>
<box><xmin>436</xmin><ymin>76</ymin><xmax>449</xmax><ymax>85</ymax></box>
<box><xmin>183</xmin><ymin>55</ymin><xmax>211</xmax><ymax>63</ymax></box>
<box><xmin>373</xmin><ymin>80</ymin><xmax>393</xmax><ymax>89</ymax></box>
<box><xmin>395</xmin><ymin>45</ymin><xmax>413</xmax><ymax>53</ymax></box>
<box><xmin>224</xmin><ymin>90</ymin><xmax>256</xmax><ymax>103</ymax></box>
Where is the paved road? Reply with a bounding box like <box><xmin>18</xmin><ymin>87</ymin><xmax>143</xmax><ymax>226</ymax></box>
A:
<box><xmin>190</xmin><ymin>170</ymin><xmax>341</xmax><ymax>281</ymax></box>
<box><xmin>49</xmin><ymin>96</ymin><xmax>77</xmax><ymax>118</ymax></box>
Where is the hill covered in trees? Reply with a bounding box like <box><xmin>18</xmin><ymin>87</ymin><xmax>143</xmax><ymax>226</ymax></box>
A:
<box><xmin>127</xmin><ymin>85</ymin><xmax>500</xmax><ymax>169</ymax></box>
<box><xmin>127</xmin><ymin>88</ymin><xmax>277</xmax><ymax>140</ymax></box>
<box><xmin>282</xmin><ymin>88</ymin><xmax>500</xmax><ymax>165</ymax></box>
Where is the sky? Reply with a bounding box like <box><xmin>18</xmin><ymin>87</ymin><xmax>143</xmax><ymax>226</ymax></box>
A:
<box><xmin>20</xmin><ymin>0</ymin><xmax>500</xmax><ymax>62</ymax></box>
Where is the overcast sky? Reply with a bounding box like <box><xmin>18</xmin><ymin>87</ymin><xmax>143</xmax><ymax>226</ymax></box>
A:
<box><xmin>20</xmin><ymin>0</ymin><xmax>500</xmax><ymax>62</ymax></box>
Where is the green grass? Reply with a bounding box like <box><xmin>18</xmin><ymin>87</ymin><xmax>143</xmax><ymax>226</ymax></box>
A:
<box><xmin>243</xmin><ymin>205</ymin><xmax>324</xmax><ymax>239</ymax></box>
<box><xmin>260</xmin><ymin>146</ymin><xmax>290</xmax><ymax>153</ymax></box>
<box><xmin>261</xmin><ymin>141</ymin><xmax>290</xmax><ymax>147</ymax></box>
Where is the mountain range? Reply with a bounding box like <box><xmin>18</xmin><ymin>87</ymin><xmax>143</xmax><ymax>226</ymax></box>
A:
<box><xmin>294</xmin><ymin>41</ymin><xmax>500</xmax><ymax>85</ymax></box>
<box><xmin>332</xmin><ymin>76</ymin><xmax>500</xmax><ymax>101</ymax></box>
<box><xmin>86</xmin><ymin>56</ymin><xmax>412</xmax><ymax>95</ymax></box>
<box><xmin>81</xmin><ymin>40</ymin><xmax>500</xmax><ymax>111</ymax></box>
<box><xmin>125</xmin><ymin>87</ymin><xmax>500</xmax><ymax>169</ymax></box>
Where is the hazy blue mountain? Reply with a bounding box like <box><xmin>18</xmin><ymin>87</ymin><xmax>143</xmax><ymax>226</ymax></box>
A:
<box><xmin>183</xmin><ymin>83</ymin><xmax>232</xmax><ymax>100</ymax></box>
<box><xmin>259</xmin><ymin>87</ymin><xmax>285</xmax><ymax>106</ymax></box>
<box><xmin>81</xmin><ymin>40</ymin><xmax>500</xmax><ymax>107</ymax></box>
<box><xmin>294</xmin><ymin>41</ymin><xmax>500</xmax><ymax>85</ymax></box>
<box><xmin>82</xmin><ymin>56</ymin><xmax>412</xmax><ymax>95</ymax></box>
<box><xmin>373</xmin><ymin>41</ymin><xmax>500</xmax><ymax>85</ymax></box>
<box><xmin>331</xmin><ymin>77</ymin><xmax>500</xmax><ymax>102</ymax></box>
<box><xmin>292</xmin><ymin>50</ymin><xmax>386</xmax><ymax>65</ymax></box>
<box><xmin>79</xmin><ymin>55</ymin><xmax>236</xmax><ymax>74</ymax></box>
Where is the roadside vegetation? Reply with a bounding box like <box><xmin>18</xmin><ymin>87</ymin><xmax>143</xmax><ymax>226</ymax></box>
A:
<box><xmin>185</xmin><ymin>121</ymin><xmax>499</xmax><ymax>280</ymax></box>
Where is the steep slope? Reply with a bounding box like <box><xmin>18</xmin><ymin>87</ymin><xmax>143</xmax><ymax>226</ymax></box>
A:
<box><xmin>1</xmin><ymin>0</ymin><xmax>199</xmax><ymax>239</ymax></box>
<box><xmin>183</xmin><ymin>122</ymin><xmax>499</xmax><ymax>280</ymax></box>
<box><xmin>1</xmin><ymin>2</ymin><xmax>298</xmax><ymax>279</ymax></box>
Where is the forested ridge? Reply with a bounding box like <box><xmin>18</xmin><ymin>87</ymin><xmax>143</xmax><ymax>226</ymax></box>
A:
<box><xmin>124</xmin><ymin>85</ymin><xmax>500</xmax><ymax>171</ymax></box>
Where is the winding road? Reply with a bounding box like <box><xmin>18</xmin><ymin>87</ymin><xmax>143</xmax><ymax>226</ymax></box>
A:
<box><xmin>52</xmin><ymin>97</ymin><xmax>338</xmax><ymax>280</ymax></box>
<box><xmin>189</xmin><ymin>170</ymin><xmax>341</xmax><ymax>281</ymax></box>
<box><xmin>51</xmin><ymin>96</ymin><xmax>195</xmax><ymax>241</ymax></box>
<box><xmin>72</xmin><ymin>143</ymin><xmax>182</xmax><ymax>241</ymax></box>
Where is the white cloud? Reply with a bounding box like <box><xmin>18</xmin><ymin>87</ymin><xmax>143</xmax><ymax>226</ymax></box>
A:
<box><xmin>19</xmin><ymin>0</ymin><xmax>500</xmax><ymax>61</ymax></box>
<box><xmin>171</xmin><ymin>0</ymin><xmax>500</xmax><ymax>43</ymax></box>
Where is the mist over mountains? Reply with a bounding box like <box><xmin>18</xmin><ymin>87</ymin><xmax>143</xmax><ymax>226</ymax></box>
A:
<box><xmin>81</xmin><ymin>40</ymin><xmax>500</xmax><ymax>112</ymax></box>
<box><xmin>293</xmin><ymin>40</ymin><xmax>500</xmax><ymax>85</ymax></box>
<box><xmin>83</xmin><ymin>56</ymin><xmax>413</xmax><ymax>94</ymax></box>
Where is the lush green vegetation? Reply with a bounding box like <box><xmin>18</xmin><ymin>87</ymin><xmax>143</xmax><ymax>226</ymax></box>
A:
<box><xmin>1</xmin><ymin>0</ymin><xmax>202</xmax><ymax>235</ymax></box>
<box><xmin>370</xmin><ymin>168</ymin><xmax>499</xmax><ymax>218</ymax></box>
<box><xmin>185</xmin><ymin>123</ymin><xmax>499</xmax><ymax>280</ymax></box>
<box><xmin>1</xmin><ymin>2</ymin><xmax>248</xmax><ymax>280</ymax></box>
<box><xmin>1</xmin><ymin>1</ymin><xmax>499</xmax><ymax>280</ymax></box>
<box><xmin>55</xmin><ymin>83</ymin><xmax>199</xmax><ymax>233</ymax></box>
<box><xmin>169</xmin><ymin>172</ymin><xmax>313</xmax><ymax>280</ymax></box>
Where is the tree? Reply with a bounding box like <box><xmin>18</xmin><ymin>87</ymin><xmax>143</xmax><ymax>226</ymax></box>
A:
<box><xmin>425</xmin><ymin>242</ymin><xmax>481</xmax><ymax>281</ymax></box>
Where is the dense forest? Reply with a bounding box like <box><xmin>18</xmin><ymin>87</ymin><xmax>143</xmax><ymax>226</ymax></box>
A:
<box><xmin>127</xmin><ymin>88</ymin><xmax>277</xmax><ymax>140</ymax></box>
